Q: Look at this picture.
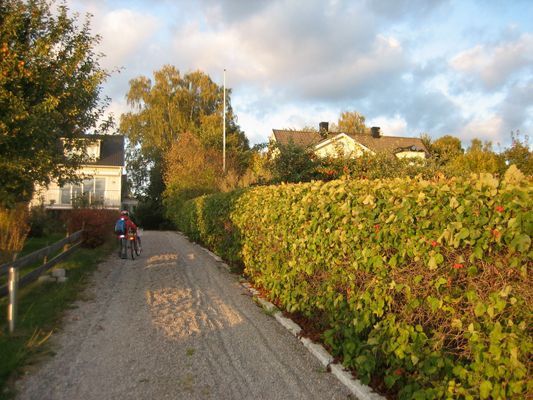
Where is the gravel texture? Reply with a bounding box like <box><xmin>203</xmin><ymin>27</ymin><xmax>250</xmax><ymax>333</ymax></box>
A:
<box><xmin>15</xmin><ymin>231</ymin><xmax>352</xmax><ymax>400</ymax></box>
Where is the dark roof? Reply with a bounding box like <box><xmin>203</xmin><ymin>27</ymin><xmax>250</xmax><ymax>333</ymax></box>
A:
<box><xmin>84</xmin><ymin>134</ymin><xmax>124</xmax><ymax>166</ymax></box>
<box><xmin>272</xmin><ymin>129</ymin><xmax>325</xmax><ymax>148</ymax></box>
<box><xmin>272</xmin><ymin>129</ymin><xmax>429</xmax><ymax>156</ymax></box>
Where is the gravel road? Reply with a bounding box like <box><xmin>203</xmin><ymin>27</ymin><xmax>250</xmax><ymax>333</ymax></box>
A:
<box><xmin>15</xmin><ymin>231</ymin><xmax>352</xmax><ymax>400</ymax></box>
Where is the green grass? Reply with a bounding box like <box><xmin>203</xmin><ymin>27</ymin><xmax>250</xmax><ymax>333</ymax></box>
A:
<box><xmin>19</xmin><ymin>233</ymin><xmax>65</xmax><ymax>257</ymax></box>
<box><xmin>0</xmin><ymin>240</ymin><xmax>114</xmax><ymax>399</ymax></box>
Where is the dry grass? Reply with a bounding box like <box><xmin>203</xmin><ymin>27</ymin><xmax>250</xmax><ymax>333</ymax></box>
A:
<box><xmin>0</xmin><ymin>204</ymin><xmax>30</xmax><ymax>264</ymax></box>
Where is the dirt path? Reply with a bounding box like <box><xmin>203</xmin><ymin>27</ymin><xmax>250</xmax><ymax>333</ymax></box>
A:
<box><xmin>15</xmin><ymin>231</ymin><xmax>351</xmax><ymax>399</ymax></box>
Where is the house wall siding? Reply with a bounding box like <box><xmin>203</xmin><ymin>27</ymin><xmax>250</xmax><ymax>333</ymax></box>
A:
<box><xmin>314</xmin><ymin>136</ymin><xmax>370</xmax><ymax>158</ymax></box>
<box><xmin>32</xmin><ymin>165</ymin><xmax>122</xmax><ymax>209</ymax></box>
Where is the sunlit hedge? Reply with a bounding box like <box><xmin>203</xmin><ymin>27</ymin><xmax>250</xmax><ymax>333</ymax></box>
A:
<box><xmin>171</xmin><ymin>190</ymin><xmax>244</xmax><ymax>268</ymax></box>
<box><xmin>168</xmin><ymin>172</ymin><xmax>532</xmax><ymax>399</ymax></box>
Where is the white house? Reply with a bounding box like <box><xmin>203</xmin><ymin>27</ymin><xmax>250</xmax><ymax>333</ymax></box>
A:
<box><xmin>270</xmin><ymin>123</ymin><xmax>429</xmax><ymax>160</ymax></box>
<box><xmin>31</xmin><ymin>134</ymin><xmax>125</xmax><ymax>209</ymax></box>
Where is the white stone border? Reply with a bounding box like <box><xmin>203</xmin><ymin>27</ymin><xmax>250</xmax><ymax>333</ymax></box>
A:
<box><xmin>180</xmin><ymin>234</ymin><xmax>385</xmax><ymax>400</ymax></box>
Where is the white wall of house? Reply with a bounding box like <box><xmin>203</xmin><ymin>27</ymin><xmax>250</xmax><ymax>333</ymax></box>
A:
<box><xmin>31</xmin><ymin>165</ymin><xmax>122</xmax><ymax>209</ymax></box>
<box><xmin>314</xmin><ymin>135</ymin><xmax>370</xmax><ymax>158</ymax></box>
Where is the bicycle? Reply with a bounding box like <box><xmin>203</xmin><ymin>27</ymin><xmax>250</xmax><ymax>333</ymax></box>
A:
<box><xmin>117</xmin><ymin>230</ymin><xmax>139</xmax><ymax>259</ymax></box>
<box><xmin>117</xmin><ymin>233</ymin><xmax>127</xmax><ymax>259</ymax></box>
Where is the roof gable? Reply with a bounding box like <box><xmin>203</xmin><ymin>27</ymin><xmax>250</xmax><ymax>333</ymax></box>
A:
<box><xmin>272</xmin><ymin>129</ymin><xmax>429</xmax><ymax>157</ymax></box>
<box><xmin>78</xmin><ymin>134</ymin><xmax>124</xmax><ymax>166</ymax></box>
<box><xmin>314</xmin><ymin>133</ymin><xmax>373</xmax><ymax>155</ymax></box>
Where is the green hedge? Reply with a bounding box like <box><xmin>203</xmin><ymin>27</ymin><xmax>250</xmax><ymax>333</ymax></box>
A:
<box><xmin>168</xmin><ymin>174</ymin><xmax>532</xmax><ymax>399</ymax></box>
<box><xmin>170</xmin><ymin>190</ymin><xmax>245</xmax><ymax>268</ymax></box>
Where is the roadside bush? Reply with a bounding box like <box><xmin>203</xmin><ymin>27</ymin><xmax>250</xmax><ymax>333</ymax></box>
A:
<box><xmin>315</xmin><ymin>152</ymin><xmax>441</xmax><ymax>181</ymax></box>
<box><xmin>168</xmin><ymin>190</ymin><xmax>244</xmax><ymax>269</ymax></box>
<box><xmin>64</xmin><ymin>209</ymin><xmax>119</xmax><ymax>248</ymax></box>
<box><xmin>170</xmin><ymin>171</ymin><xmax>532</xmax><ymax>399</ymax></box>
<box><xmin>234</xmin><ymin>174</ymin><xmax>531</xmax><ymax>399</ymax></box>
<box><xmin>28</xmin><ymin>205</ymin><xmax>65</xmax><ymax>237</ymax></box>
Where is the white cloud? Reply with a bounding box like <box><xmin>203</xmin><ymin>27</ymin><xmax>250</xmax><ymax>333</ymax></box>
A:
<box><xmin>497</xmin><ymin>79</ymin><xmax>533</xmax><ymax>139</ymax></box>
<box><xmin>460</xmin><ymin>115</ymin><xmax>504</xmax><ymax>143</ymax></box>
<box><xmin>66</xmin><ymin>0</ymin><xmax>532</xmax><ymax>148</ymax></box>
<box><xmin>367</xmin><ymin>115</ymin><xmax>408</xmax><ymax>136</ymax></box>
<box><xmin>93</xmin><ymin>9</ymin><xmax>160</xmax><ymax>71</ymax></box>
<box><xmin>450</xmin><ymin>33</ymin><xmax>533</xmax><ymax>89</ymax></box>
<box><xmin>366</xmin><ymin>0</ymin><xmax>449</xmax><ymax>19</ymax></box>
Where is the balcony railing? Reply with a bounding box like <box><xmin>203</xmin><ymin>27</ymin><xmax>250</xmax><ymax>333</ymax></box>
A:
<box><xmin>37</xmin><ymin>188</ymin><xmax>122</xmax><ymax>209</ymax></box>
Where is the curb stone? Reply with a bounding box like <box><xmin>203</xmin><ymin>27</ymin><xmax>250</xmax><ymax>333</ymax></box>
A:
<box><xmin>240</xmin><ymin>281</ymin><xmax>259</xmax><ymax>296</ymax></box>
<box><xmin>38</xmin><ymin>275</ymin><xmax>56</xmax><ymax>283</ymax></box>
<box><xmin>274</xmin><ymin>313</ymin><xmax>302</xmax><ymax>337</ymax></box>
<box><xmin>300</xmin><ymin>338</ymin><xmax>333</xmax><ymax>368</ymax></box>
<box><xmin>204</xmin><ymin>249</ymin><xmax>222</xmax><ymax>262</ymax></box>
<box><xmin>219</xmin><ymin>262</ymin><xmax>231</xmax><ymax>272</ymax></box>
<box><xmin>255</xmin><ymin>297</ymin><xmax>278</xmax><ymax>313</ymax></box>
<box><xmin>330</xmin><ymin>364</ymin><xmax>384</xmax><ymax>400</ymax></box>
<box><xmin>52</xmin><ymin>268</ymin><xmax>66</xmax><ymax>278</ymax></box>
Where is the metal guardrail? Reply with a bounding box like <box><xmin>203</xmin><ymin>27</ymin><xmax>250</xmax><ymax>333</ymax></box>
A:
<box><xmin>0</xmin><ymin>230</ymin><xmax>83</xmax><ymax>276</ymax></box>
<box><xmin>1</xmin><ymin>230</ymin><xmax>84</xmax><ymax>333</ymax></box>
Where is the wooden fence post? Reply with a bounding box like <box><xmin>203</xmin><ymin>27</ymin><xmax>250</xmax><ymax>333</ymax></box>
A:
<box><xmin>8</xmin><ymin>254</ymin><xmax>19</xmax><ymax>334</ymax></box>
<box><xmin>63</xmin><ymin>230</ymin><xmax>70</xmax><ymax>253</ymax></box>
<box><xmin>43</xmin><ymin>241</ymin><xmax>49</xmax><ymax>265</ymax></box>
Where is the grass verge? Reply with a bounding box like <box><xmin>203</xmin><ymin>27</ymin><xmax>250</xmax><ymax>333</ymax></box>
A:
<box><xmin>19</xmin><ymin>233</ymin><xmax>65</xmax><ymax>258</ymax></box>
<box><xmin>0</xmin><ymin>239</ymin><xmax>115</xmax><ymax>399</ymax></box>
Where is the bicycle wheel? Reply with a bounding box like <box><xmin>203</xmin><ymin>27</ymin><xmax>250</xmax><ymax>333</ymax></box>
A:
<box><xmin>130</xmin><ymin>239</ymin><xmax>135</xmax><ymax>260</ymax></box>
<box><xmin>135</xmin><ymin>237</ymin><xmax>142</xmax><ymax>256</ymax></box>
<box><xmin>119</xmin><ymin>237</ymin><xmax>126</xmax><ymax>258</ymax></box>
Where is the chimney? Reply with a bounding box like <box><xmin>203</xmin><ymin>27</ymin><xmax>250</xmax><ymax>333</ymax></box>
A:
<box><xmin>319</xmin><ymin>121</ymin><xmax>329</xmax><ymax>137</ymax></box>
<box><xmin>371</xmin><ymin>126</ymin><xmax>381</xmax><ymax>138</ymax></box>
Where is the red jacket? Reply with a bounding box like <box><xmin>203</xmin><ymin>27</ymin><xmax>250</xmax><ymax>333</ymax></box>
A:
<box><xmin>120</xmin><ymin>216</ymin><xmax>137</xmax><ymax>233</ymax></box>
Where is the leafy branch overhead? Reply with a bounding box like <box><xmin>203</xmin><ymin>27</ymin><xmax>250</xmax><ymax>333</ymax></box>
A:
<box><xmin>0</xmin><ymin>0</ymin><xmax>110</xmax><ymax>206</ymax></box>
<box><xmin>120</xmin><ymin>65</ymin><xmax>249</xmax><ymax>201</ymax></box>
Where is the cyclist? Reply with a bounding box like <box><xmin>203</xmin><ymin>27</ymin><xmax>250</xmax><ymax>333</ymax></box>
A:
<box><xmin>115</xmin><ymin>210</ymin><xmax>138</xmax><ymax>258</ymax></box>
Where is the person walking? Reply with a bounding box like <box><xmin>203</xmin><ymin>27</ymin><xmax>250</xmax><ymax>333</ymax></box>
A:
<box><xmin>115</xmin><ymin>210</ymin><xmax>138</xmax><ymax>259</ymax></box>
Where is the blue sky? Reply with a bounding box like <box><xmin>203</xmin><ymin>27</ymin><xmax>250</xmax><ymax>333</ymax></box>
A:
<box><xmin>71</xmin><ymin>0</ymin><xmax>533</xmax><ymax>148</ymax></box>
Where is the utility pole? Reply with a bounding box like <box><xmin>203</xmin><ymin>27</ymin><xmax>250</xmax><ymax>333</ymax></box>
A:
<box><xmin>223</xmin><ymin>69</ymin><xmax>226</xmax><ymax>173</ymax></box>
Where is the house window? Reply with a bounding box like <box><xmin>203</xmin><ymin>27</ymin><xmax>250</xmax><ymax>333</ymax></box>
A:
<box><xmin>86</xmin><ymin>143</ymin><xmax>101</xmax><ymax>160</ymax></box>
<box><xmin>60</xmin><ymin>178</ymin><xmax>106</xmax><ymax>205</ymax></box>
<box><xmin>93</xmin><ymin>178</ymin><xmax>105</xmax><ymax>203</ymax></box>
<box><xmin>62</xmin><ymin>139</ymin><xmax>101</xmax><ymax>161</ymax></box>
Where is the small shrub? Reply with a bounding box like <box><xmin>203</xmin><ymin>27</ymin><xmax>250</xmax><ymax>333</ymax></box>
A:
<box><xmin>0</xmin><ymin>204</ymin><xmax>30</xmax><ymax>263</ymax></box>
<box><xmin>28</xmin><ymin>205</ymin><xmax>65</xmax><ymax>237</ymax></box>
<box><xmin>64</xmin><ymin>209</ymin><xmax>119</xmax><ymax>248</ymax></box>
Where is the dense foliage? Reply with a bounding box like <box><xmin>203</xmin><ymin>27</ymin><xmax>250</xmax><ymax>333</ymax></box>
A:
<box><xmin>0</xmin><ymin>0</ymin><xmax>110</xmax><ymax>206</ymax></box>
<box><xmin>169</xmin><ymin>171</ymin><xmax>532</xmax><ymax>399</ymax></box>
<box><xmin>64</xmin><ymin>209</ymin><xmax>119</xmax><ymax>248</ymax></box>
<box><xmin>171</xmin><ymin>190</ymin><xmax>244</xmax><ymax>267</ymax></box>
